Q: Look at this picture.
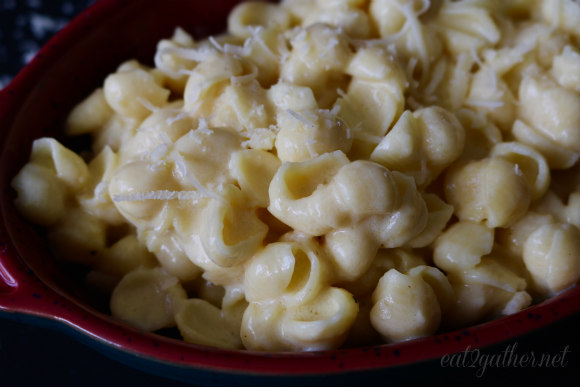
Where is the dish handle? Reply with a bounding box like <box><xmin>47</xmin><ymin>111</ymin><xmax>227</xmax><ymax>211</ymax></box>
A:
<box><xmin>0</xmin><ymin>234</ymin><xmax>40</xmax><ymax>312</ymax></box>
<box><xmin>0</xmin><ymin>229</ymin><xmax>72</xmax><ymax>321</ymax></box>
<box><xmin>0</xmin><ymin>241</ymin><xmax>19</xmax><ymax>293</ymax></box>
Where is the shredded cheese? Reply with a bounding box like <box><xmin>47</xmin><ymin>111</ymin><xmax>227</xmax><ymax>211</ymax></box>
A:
<box><xmin>286</xmin><ymin>109</ymin><xmax>317</xmax><ymax>129</ymax></box>
<box><xmin>230</xmin><ymin>63</ymin><xmax>259</xmax><ymax>85</ymax></box>
<box><xmin>173</xmin><ymin>154</ymin><xmax>225</xmax><ymax>204</ymax></box>
<box><xmin>112</xmin><ymin>190</ymin><xmax>204</xmax><ymax>202</ymax></box>
<box><xmin>305</xmin><ymin>139</ymin><xmax>319</xmax><ymax>158</ymax></box>
<box><xmin>465</xmin><ymin>98</ymin><xmax>505</xmax><ymax>109</ymax></box>
<box><xmin>247</xmin><ymin>25</ymin><xmax>279</xmax><ymax>61</ymax></box>
<box><xmin>137</xmin><ymin>97</ymin><xmax>159</xmax><ymax>113</ymax></box>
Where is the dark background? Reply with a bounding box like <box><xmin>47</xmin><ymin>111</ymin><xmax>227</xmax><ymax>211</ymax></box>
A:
<box><xmin>1</xmin><ymin>1</ymin><xmax>579</xmax><ymax>386</ymax></box>
<box><xmin>1</xmin><ymin>0</ymin><xmax>97</xmax><ymax>89</ymax></box>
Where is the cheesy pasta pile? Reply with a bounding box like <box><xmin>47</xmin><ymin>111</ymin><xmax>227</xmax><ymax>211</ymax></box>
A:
<box><xmin>12</xmin><ymin>0</ymin><xmax>580</xmax><ymax>351</ymax></box>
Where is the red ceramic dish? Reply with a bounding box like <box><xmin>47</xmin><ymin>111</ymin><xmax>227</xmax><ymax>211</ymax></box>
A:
<box><xmin>0</xmin><ymin>0</ymin><xmax>579</xmax><ymax>384</ymax></box>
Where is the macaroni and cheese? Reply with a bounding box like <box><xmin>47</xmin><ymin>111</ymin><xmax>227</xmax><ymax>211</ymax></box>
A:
<box><xmin>11</xmin><ymin>0</ymin><xmax>580</xmax><ymax>351</ymax></box>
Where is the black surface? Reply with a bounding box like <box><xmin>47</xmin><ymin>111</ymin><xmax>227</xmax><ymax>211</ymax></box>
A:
<box><xmin>1</xmin><ymin>1</ymin><xmax>579</xmax><ymax>386</ymax></box>
<box><xmin>0</xmin><ymin>0</ymin><xmax>96</xmax><ymax>88</ymax></box>
<box><xmin>0</xmin><ymin>310</ymin><xmax>578</xmax><ymax>386</ymax></box>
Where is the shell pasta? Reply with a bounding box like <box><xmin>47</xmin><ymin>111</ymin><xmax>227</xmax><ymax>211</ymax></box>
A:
<box><xmin>11</xmin><ymin>0</ymin><xmax>580</xmax><ymax>351</ymax></box>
